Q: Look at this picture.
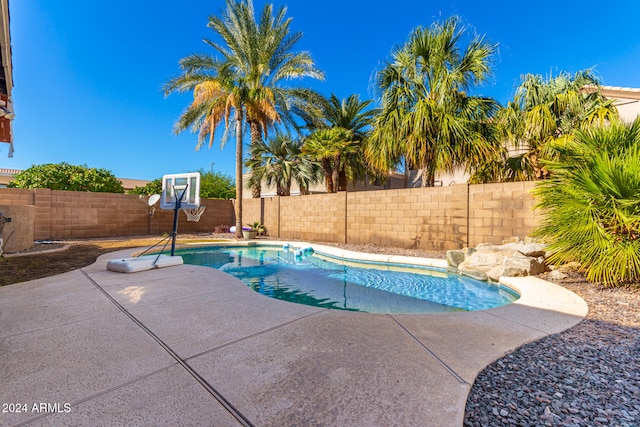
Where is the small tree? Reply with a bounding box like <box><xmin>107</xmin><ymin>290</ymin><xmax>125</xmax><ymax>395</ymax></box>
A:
<box><xmin>9</xmin><ymin>163</ymin><xmax>125</xmax><ymax>193</ymax></box>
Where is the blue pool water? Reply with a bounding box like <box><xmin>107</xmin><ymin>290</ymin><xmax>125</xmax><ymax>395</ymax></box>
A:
<box><xmin>177</xmin><ymin>245</ymin><xmax>518</xmax><ymax>314</ymax></box>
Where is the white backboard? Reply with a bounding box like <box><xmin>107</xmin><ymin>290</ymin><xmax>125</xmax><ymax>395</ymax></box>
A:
<box><xmin>160</xmin><ymin>173</ymin><xmax>201</xmax><ymax>210</ymax></box>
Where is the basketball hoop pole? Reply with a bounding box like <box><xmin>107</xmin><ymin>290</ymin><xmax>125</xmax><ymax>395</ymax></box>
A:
<box><xmin>170</xmin><ymin>185</ymin><xmax>188</xmax><ymax>256</ymax></box>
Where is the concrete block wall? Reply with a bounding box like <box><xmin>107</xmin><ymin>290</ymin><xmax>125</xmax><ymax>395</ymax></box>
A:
<box><xmin>0</xmin><ymin>205</ymin><xmax>35</xmax><ymax>252</ymax></box>
<box><xmin>468</xmin><ymin>181</ymin><xmax>539</xmax><ymax>246</ymax></box>
<box><xmin>0</xmin><ymin>188</ymin><xmax>34</xmax><ymax>205</ymax></box>
<box><xmin>242</xmin><ymin>197</ymin><xmax>282</xmax><ymax>238</ymax></box>
<box><xmin>280</xmin><ymin>193</ymin><xmax>347</xmax><ymax>243</ymax></box>
<box><xmin>0</xmin><ymin>188</ymin><xmax>235</xmax><ymax>240</ymax></box>
<box><xmin>242</xmin><ymin>198</ymin><xmax>262</xmax><ymax>229</ymax></box>
<box><xmin>49</xmin><ymin>191</ymin><xmax>149</xmax><ymax>239</ymax></box>
<box><xmin>347</xmin><ymin>186</ymin><xmax>468</xmax><ymax>251</ymax></box>
<box><xmin>0</xmin><ymin>183</ymin><xmax>540</xmax><ymax>248</ymax></box>
<box><xmin>132</xmin><ymin>198</ymin><xmax>235</xmax><ymax>237</ymax></box>
<box><xmin>34</xmin><ymin>189</ymin><xmax>52</xmax><ymax>240</ymax></box>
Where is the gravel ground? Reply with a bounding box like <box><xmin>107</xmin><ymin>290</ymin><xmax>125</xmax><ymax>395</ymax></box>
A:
<box><xmin>319</xmin><ymin>241</ymin><xmax>640</xmax><ymax>427</ymax></box>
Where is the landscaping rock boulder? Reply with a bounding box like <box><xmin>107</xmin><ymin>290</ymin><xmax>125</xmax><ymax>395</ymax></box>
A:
<box><xmin>447</xmin><ymin>239</ymin><xmax>548</xmax><ymax>282</ymax></box>
<box><xmin>446</xmin><ymin>249</ymin><xmax>467</xmax><ymax>269</ymax></box>
<box><xmin>486</xmin><ymin>254</ymin><xmax>546</xmax><ymax>282</ymax></box>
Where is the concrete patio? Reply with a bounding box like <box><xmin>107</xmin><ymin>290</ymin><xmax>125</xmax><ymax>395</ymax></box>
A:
<box><xmin>0</xmin><ymin>247</ymin><xmax>587</xmax><ymax>426</ymax></box>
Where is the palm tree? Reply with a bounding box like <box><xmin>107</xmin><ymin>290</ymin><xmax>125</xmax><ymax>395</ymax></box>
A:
<box><xmin>165</xmin><ymin>0</ymin><xmax>324</xmax><ymax>236</ymax></box>
<box><xmin>164</xmin><ymin>62</ymin><xmax>248</xmax><ymax>238</ymax></box>
<box><xmin>498</xmin><ymin>70</ymin><xmax>618</xmax><ymax>180</ymax></box>
<box><xmin>246</xmin><ymin>134</ymin><xmax>321</xmax><ymax>196</ymax></box>
<box><xmin>367</xmin><ymin>16</ymin><xmax>501</xmax><ymax>187</ymax></box>
<box><xmin>303</xmin><ymin>127</ymin><xmax>359</xmax><ymax>193</ymax></box>
<box><xmin>532</xmin><ymin>118</ymin><xmax>640</xmax><ymax>286</ymax></box>
<box><xmin>321</xmin><ymin>94</ymin><xmax>377</xmax><ymax>190</ymax></box>
<box><xmin>207</xmin><ymin>0</ymin><xmax>325</xmax><ymax>198</ymax></box>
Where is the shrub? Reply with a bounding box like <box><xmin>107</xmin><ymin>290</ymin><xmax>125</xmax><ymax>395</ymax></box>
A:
<box><xmin>532</xmin><ymin>118</ymin><xmax>640</xmax><ymax>286</ymax></box>
<box><xmin>9</xmin><ymin>162</ymin><xmax>125</xmax><ymax>193</ymax></box>
<box><xmin>128</xmin><ymin>178</ymin><xmax>162</xmax><ymax>195</ymax></box>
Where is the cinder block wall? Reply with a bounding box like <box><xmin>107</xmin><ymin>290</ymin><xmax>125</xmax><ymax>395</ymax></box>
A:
<box><xmin>151</xmin><ymin>198</ymin><xmax>235</xmax><ymax>236</ymax></box>
<box><xmin>242</xmin><ymin>198</ymin><xmax>262</xmax><ymax>229</ymax></box>
<box><xmin>0</xmin><ymin>183</ymin><xmax>540</xmax><ymax>247</ymax></box>
<box><xmin>0</xmin><ymin>188</ymin><xmax>34</xmax><ymax>205</ymax></box>
<box><xmin>280</xmin><ymin>193</ymin><xmax>347</xmax><ymax>243</ymax></box>
<box><xmin>468</xmin><ymin>181</ymin><xmax>539</xmax><ymax>247</ymax></box>
<box><xmin>0</xmin><ymin>189</ymin><xmax>235</xmax><ymax>240</ymax></box>
<box><xmin>347</xmin><ymin>185</ymin><xmax>468</xmax><ymax>251</ymax></box>
<box><xmin>243</xmin><ymin>182</ymin><xmax>540</xmax><ymax>249</ymax></box>
<box><xmin>243</xmin><ymin>197</ymin><xmax>280</xmax><ymax>237</ymax></box>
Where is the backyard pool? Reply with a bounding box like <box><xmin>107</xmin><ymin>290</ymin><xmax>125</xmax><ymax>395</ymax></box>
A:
<box><xmin>177</xmin><ymin>245</ymin><xmax>518</xmax><ymax>314</ymax></box>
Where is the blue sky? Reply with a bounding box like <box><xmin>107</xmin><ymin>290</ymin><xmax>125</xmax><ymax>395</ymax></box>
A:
<box><xmin>3</xmin><ymin>0</ymin><xmax>640</xmax><ymax>181</ymax></box>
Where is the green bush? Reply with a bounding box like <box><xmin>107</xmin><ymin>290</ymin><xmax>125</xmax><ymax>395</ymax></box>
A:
<box><xmin>9</xmin><ymin>162</ymin><xmax>125</xmax><ymax>193</ymax></box>
<box><xmin>128</xmin><ymin>171</ymin><xmax>235</xmax><ymax>199</ymax></box>
<box><xmin>128</xmin><ymin>178</ymin><xmax>162</xmax><ymax>195</ymax></box>
<box><xmin>532</xmin><ymin>118</ymin><xmax>640</xmax><ymax>286</ymax></box>
<box><xmin>199</xmin><ymin>170</ymin><xmax>235</xmax><ymax>199</ymax></box>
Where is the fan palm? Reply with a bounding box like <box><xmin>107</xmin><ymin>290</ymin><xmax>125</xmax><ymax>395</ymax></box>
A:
<box><xmin>368</xmin><ymin>16</ymin><xmax>501</xmax><ymax>187</ymax></box>
<box><xmin>246</xmin><ymin>134</ymin><xmax>321</xmax><ymax>196</ymax></box>
<box><xmin>208</xmin><ymin>0</ymin><xmax>325</xmax><ymax>198</ymax></box>
<box><xmin>533</xmin><ymin>118</ymin><xmax>640</xmax><ymax>286</ymax></box>
<box><xmin>319</xmin><ymin>94</ymin><xmax>377</xmax><ymax>190</ymax></box>
<box><xmin>498</xmin><ymin>70</ymin><xmax>618</xmax><ymax>180</ymax></box>
<box><xmin>303</xmin><ymin>127</ymin><xmax>359</xmax><ymax>193</ymax></box>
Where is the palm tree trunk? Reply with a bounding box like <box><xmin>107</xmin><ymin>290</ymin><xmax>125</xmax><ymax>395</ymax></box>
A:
<box><xmin>331</xmin><ymin>155</ymin><xmax>340</xmax><ymax>193</ymax></box>
<box><xmin>249</xmin><ymin>121</ymin><xmax>263</xmax><ymax>198</ymax></box>
<box><xmin>321</xmin><ymin>158</ymin><xmax>333</xmax><ymax>193</ymax></box>
<box><xmin>235</xmin><ymin>113</ymin><xmax>244</xmax><ymax>238</ymax></box>
<box><xmin>403</xmin><ymin>156</ymin><xmax>411</xmax><ymax>188</ymax></box>
<box><xmin>338</xmin><ymin>168</ymin><xmax>347</xmax><ymax>191</ymax></box>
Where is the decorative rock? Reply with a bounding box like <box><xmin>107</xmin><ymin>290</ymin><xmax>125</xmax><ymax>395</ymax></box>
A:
<box><xmin>449</xmin><ymin>238</ymin><xmax>548</xmax><ymax>281</ymax></box>
<box><xmin>548</xmin><ymin>270</ymin><xmax>568</xmax><ymax>280</ymax></box>
<box><xmin>446</xmin><ymin>249</ymin><xmax>466</xmax><ymax>268</ymax></box>
<box><xmin>501</xmin><ymin>242</ymin><xmax>547</xmax><ymax>257</ymax></box>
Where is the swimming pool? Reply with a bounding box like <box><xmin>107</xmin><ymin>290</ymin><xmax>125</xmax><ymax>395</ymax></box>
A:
<box><xmin>177</xmin><ymin>245</ymin><xmax>518</xmax><ymax>314</ymax></box>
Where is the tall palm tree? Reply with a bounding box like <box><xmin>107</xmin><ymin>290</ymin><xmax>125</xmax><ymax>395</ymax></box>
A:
<box><xmin>208</xmin><ymin>0</ymin><xmax>325</xmax><ymax>198</ymax></box>
<box><xmin>165</xmin><ymin>0</ymin><xmax>324</xmax><ymax>235</ymax></box>
<box><xmin>164</xmin><ymin>61</ymin><xmax>249</xmax><ymax>237</ymax></box>
<box><xmin>498</xmin><ymin>70</ymin><xmax>618</xmax><ymax>180</ymax></box>
<box><xmin>367</xmin><ymin>16</ymin><xmax>501</xmax><ymax>187</ymax></box>
<box><xmin>246</xmin><ymin>134</ymin><xmax>321</xmax><ymax>196</ymax></box>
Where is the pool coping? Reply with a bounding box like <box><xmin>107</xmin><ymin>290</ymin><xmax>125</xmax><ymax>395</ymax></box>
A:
<box><xmin>1</xmin><ymin>241</ymin><xmax>588</xmax><ymax>426</ymax></box>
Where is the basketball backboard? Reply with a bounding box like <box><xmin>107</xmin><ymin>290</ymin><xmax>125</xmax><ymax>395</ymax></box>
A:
<box><xmin>160</xmin><ymin>173</ymin><xmax>201</xmax><ymax>210</ymax></box>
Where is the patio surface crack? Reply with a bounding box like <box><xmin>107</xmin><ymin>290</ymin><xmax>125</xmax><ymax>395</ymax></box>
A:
<box><xmin>387</xmin><ymin>314</ymin><xmax>468</xmax><ymax>385</ymax></box>
<box><xmin>80</xmin><ymin>269</ymin><xmax>254</xmax><ymax>427</ymax></box>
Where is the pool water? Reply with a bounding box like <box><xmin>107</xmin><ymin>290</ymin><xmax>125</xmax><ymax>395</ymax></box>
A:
<box><xmin>177</xmin><ymin>246</ymin><xmax>518</xmax><ymax>314</ymax></box>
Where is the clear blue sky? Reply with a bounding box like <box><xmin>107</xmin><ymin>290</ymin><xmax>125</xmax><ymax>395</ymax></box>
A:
<box><xmin>3</xmin><ymin>0</ymin><xmax>640</xmax><ymax>180</ymax></box>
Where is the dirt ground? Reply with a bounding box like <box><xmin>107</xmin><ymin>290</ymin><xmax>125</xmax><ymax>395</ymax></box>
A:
<box><xmin>0</xmin><ymin>234</ymin><xmax>235</xmax><ymax>286</ymax></box>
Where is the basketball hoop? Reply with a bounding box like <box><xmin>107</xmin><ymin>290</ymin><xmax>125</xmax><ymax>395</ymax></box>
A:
<box><xmin>184</xmin><ymin>206</ymin><xmax>206</xmax><ymax>222</ymax></box>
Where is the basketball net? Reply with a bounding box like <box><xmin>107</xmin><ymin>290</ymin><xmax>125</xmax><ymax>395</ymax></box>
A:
<box><xmin>184</xmin><ymin>206</ymin><xmax>206</xmax><ymax>222</ymax></box>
